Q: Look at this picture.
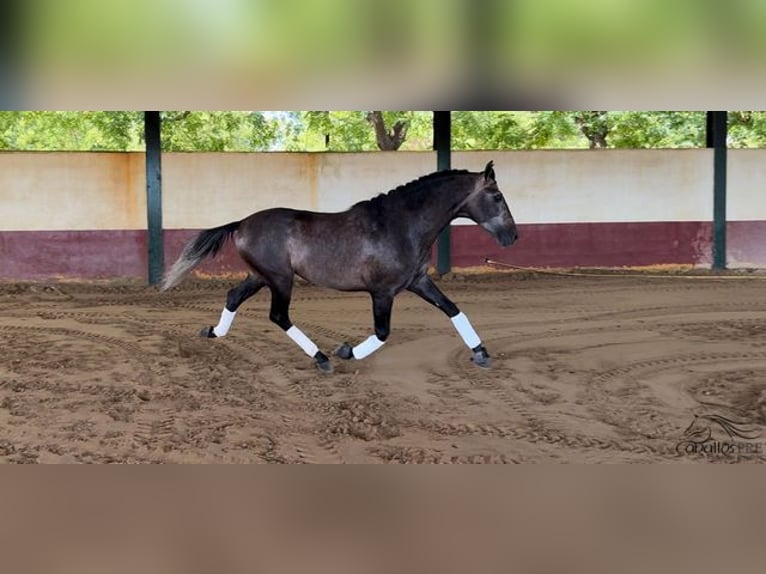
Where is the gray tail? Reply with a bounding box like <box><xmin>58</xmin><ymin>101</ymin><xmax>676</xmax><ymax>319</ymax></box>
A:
<box><xmin>161</xmin><ymin>221</ymin><xmax>241</xmax><ymax>290</ymax></box>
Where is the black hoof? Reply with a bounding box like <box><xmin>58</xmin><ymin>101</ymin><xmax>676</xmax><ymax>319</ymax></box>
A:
<box><xmin>470</xmin><ymin>345</ymin><xmax>492</xmax><ymax>369</ymax></box>
<box><xmin>199</xmin><ymin>326</ymin><xmax>217</xmax><ymax>338</ymax></box>
<box><xmin>315</xmin><ymin>351</ymin><xmax>333</xmax><ymax>374</ymax></box>
<box><xmin>334</xmin><ymin>342</ymin><xmax>354</xmax><ymax>360</ymax></box>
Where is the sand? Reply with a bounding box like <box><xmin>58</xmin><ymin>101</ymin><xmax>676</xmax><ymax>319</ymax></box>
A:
<box><xmin>1</xmin><ymin>272</ymin><xmax>764</xmax><ymax>463</ymax></box>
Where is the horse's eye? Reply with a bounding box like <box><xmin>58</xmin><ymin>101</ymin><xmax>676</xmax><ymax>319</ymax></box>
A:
<box><xmin>492</xmin><ymin>193</ymin><xmax>503</xmax><ymax>202</ymax></box>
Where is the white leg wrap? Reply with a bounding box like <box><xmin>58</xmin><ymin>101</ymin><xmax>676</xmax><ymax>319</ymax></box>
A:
<box><xmin>286</xmin><ymin>325</ymin><xmax>319</xmax><ymax>357</ymax></box>
<box><xmin>450</xmin><ymin>312</ymin><xmax>481</xmax><ymax>349</ymax></box>
<box><xmin>212</xmin><ymin>308</ymin><xmax>236</xmax><ymax>337</ymax></box>
<box><xmin>352</xmin><ymin>335</ymin><xmax>385</xmax><ymax>359</ymax></box>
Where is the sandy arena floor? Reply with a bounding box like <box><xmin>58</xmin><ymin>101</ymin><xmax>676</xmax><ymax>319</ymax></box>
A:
<box><xmin>0</xmin><ymin>272</ymin><xmax>765</xmax><ymax>463</ymax></box>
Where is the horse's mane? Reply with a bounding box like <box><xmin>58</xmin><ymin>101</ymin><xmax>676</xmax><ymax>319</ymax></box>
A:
<box><xmin>352</xmin><ymin>169</ymin><xmax>473</xmax><ymax>212</ymax></box>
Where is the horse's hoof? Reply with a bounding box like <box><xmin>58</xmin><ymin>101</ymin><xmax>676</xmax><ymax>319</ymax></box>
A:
<box><xmin>470</xmin><ymin>345</ymin><xmax>492</xmax><ymax>369</ymax></box>
<box><xmin>334</xmin><ymin>342</ymin><xmax>354</xmax><ymax>360</ymax></box>
<box><xmin>199</xmin><ymin>326</ymin><xmax>216</xmax><ymax>338</ymax></box>
<box><xmin>315</xmin><ymin>351</ymin><xmax>333</xmax><ymax>374</ymax></box>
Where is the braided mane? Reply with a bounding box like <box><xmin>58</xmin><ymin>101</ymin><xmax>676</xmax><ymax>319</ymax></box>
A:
<box><xmin>353</xmin><ymin>169</ymin><xmax>473</xmax><ymax>211</ymax></box>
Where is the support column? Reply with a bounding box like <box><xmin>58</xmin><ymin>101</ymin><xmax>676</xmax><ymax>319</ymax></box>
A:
<box><xmin>706</xmin><ymin>111</ymin><xmax>727</xmax><ymax>270</ymax></box>
<box><xmin>145</xmin><ymin>111</ymin><xmax>164</xmax><ymax>285</ymax></box>
<box><xmin>433</xmin><ymin>111</ymin><xmax>452</xmax><ymax>275</ymax></box>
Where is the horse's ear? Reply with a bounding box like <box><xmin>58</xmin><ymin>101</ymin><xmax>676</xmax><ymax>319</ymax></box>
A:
<box><xmin>483</xmin><ymin>160</ymin><xmax>495</xmax><ymax>182</ymax></box>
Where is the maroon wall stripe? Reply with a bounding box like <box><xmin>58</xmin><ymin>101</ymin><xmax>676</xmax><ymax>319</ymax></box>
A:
<box><xmin>449</xmin><ymin>221</ymin><xmax>715</xmax><ymax>268</ymax></box>
<box><xmin>0</xmin><ymin>230</ymin><xmax>147</xmax><ymax>280</ymax></box>
<box><xmin>1</xmin><ymin>221</ymin><xmax>763</xmax><ymax>280</ymax></box>
<box><xmin>727</xmin><ymin>221</ymin><xmax>766</xmax><ymax>267</ymax></box>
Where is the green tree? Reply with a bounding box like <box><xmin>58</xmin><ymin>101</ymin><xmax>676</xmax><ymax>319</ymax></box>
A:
<box><xmin>728</xmin><ymin>111</ymin><xmax>766</xmax><ymax>147</ymax></box>
<box><xmin>452</xmin><ymin>112</ymin><xmax>532</xmax><ymax>150</ymax></box>
<box><xmin>526</xmin><ymin>111</ymin><xmax>706</xmax><ymax>149</ymax></box>
<box><xmin>285</xmin><ymin>111</ymin><xmax>432</xmax><ymax>151</ymax></box>
<box><xmin>367</xmin><ymin>111</ymin><xmax>408</xmax><ymax>150</ymax></box>
<box><xmin>2</xmin><ymin>110</ymin><xmax>765</xmax><ymax>152</ymax></box>
<box><xmin>160</xmin><ymin>111</ymin><xmax>279</xmax><ymax>151</ymax></box>
<box><xmin>0</xmin><ymin>111</ymin><xmax>143</xmax><ymax>151</ymax></box>
<box><xmin>0</xmin><ymin>111</ymin><xmax>280</xmax><ymax>152</ymax></box>
<box><xmin>526</xmin><ymin>111</ymin><xmax>581</xmax><ymax>148</ymax></box>
<box><xmin>605</xmin><ymin>111</ymin><xmax>705</xmax><ymax>148</ymax></box>
<box><xmin>573</xmin><ymin>111</ymin><xmax>610</xmax><ymax>148</ymax></box>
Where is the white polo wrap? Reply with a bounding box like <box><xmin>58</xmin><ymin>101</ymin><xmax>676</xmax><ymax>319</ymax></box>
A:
<box><xmin>352</xmin><ymin>335</ymin><xmax>385</xmax><ymax>359</ymax></box>
<box><xmin>450</xmin><ymin>312</ymin><xmax>481</xmax><ymax>349</ymax></box>
<box><xmin>286</xmin><ymin>325</ymin><xmax>319</xmax><ymax>357</ymax></box>
<box><xmin>212</xmin><ymin>308</ymin><xmax>236</xmax><ymax>337</ymax></box>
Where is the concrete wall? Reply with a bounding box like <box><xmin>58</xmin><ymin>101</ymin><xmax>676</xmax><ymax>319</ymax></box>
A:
<box><xmin>0</xmin><ymin>152</ymin><xmax>146</xmax><ymax>231</ymax></box>
<box><xmin>1</xmin><ymin>150</ymin><xmax>764</xmax><ymax>279</ymax></box>
<box><xmin>161</xmin><ymin>152</ymin><xmax>438</xmax><ymax>228</ymax></box>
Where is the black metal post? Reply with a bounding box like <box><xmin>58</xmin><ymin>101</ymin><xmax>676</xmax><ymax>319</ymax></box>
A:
<box><xmin>433</xmin><ymin>111</ymin><xmax>452</xmax><ymax>275</ymax></box>
<box><xmin>144</xmin><ymin>111</ymin><xmax>164</xmax><ymax>285</ymax></box>
<box><xmin>706</xmin><ymin>111</ymin><xmax>727</xmax><ymax>270</ymax></box>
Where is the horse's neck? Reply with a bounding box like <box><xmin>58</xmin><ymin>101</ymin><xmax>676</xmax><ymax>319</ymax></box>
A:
<box><xmin>418</xmin><ymin>179</ymin><xmax>472</xmax><ymax>241</ymax></box>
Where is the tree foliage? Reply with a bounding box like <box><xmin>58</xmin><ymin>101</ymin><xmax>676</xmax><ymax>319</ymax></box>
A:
<box><xmin>160</xmin><ymin>112</ymin><xmax>279</xmax><ymax>151</ymax></box>
<box><xmin>284</xmin><ymin>111</ymin><xmax>432</xmax><ymax>151</ymax></box>
<box><xmin>1</xmin><ymin>111</ymin><xmax>765</xmax><ymax>151</ymax></box>
<box><xmin>728</xmin><ymin>111</ymin><xmax>766</xmax><ymax>147</ymax></box>
<box><xmin>452</xmin><ymin>111</ymin><xmax>530</xmax><ymax>150</ymax></box>
<box><xmin>0</xmin><ymin>111</ymin><xmax>143</xmax><ymax>151</ymax></box>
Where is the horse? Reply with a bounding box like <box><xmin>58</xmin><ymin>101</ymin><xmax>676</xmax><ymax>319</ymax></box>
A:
<box><xmin>162</xmin><ymin>161</ymin><xmax>518</xmax><ymax>373</ymax></box>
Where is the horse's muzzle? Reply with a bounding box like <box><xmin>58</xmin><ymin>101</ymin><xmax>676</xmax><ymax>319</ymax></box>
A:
<box><xmin>481</xmin><ymin>219</ymin><xmax>518</xmax><ymax>247</ymax></box>
<box><xmin>496</xmin><ymin>228</ymin><xmax>518</xmax><ymax>247</ymax></box>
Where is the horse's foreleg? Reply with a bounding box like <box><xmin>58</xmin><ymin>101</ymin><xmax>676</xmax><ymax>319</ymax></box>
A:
<box><xmin>201</xmin><ymin>275</ymin><xmax>265</xmax><ymax>338</ymax></box>
<box><xmin>268</xmin><ymin>286</ymin><xmax>333</xmax><ymax>374</ymax></box>
<box><xmin>406</xmin><ymin>275</ymin><xmax>491</xmax><ymax>368</ymax></box>
<box><xmin>335</xmin><ymin>294</ymin><xmax>392</xmax><ymax>361</ymax></box>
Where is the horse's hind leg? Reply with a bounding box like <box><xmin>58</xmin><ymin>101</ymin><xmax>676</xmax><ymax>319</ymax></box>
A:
<box><xmin>267</xmin><ymin>276</ymin><xmax>333</xmax><ymax>374</ymax></box>
<box><xmin>335</xmin><ymin>293</ymin><xmax>393</xmax><ymax>361</ymax></box>
<box><xmin>200</xmin><ymin>274</ymin><xmax>265</xmax><ymax>338</ymax></box>
<box><xmin>406</xmin><ymin>274</ymin><xmax>491</xmax><ymax>368</ymax></box>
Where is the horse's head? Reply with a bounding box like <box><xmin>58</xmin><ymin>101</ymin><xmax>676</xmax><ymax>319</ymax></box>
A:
<box><xmin>459</xmin><ymin>161</ymin><xmax>518</xmax><ymax>247</ymax></box>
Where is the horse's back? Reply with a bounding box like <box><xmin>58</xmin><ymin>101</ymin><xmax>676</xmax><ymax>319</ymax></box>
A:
<box><xmin>233</xmin><ymin>208</ymin><xmax>300</xmax><ymax>268</ymax></box>
<box><xmin>234</xmin><ymin>207</ymin><xmax>352</xmax><ymax>269</ymax></box>
<box><xmin>232</xmin><ymin>204</ymin><xmax>418</xmax><ymax>291</ymax></box>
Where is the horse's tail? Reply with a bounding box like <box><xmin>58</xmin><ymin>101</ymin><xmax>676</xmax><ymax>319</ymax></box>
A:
<box><xmin>161</xmin><ymin>221</ymin><xmax>241</xmax><ymax>291</ymax></box>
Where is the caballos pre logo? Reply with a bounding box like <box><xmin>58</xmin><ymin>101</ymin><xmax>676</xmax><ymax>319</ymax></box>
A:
<box><xmin>675</xmin><ymin>414</ymin><xmax>763</xmax><ymax>457</ymax></box>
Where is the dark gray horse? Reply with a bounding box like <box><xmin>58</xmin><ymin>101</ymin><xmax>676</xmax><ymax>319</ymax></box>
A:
<box><xmin>162</xmin><ymin>161</ymin><xmax>518</xmax><ymax>373</ymax></box>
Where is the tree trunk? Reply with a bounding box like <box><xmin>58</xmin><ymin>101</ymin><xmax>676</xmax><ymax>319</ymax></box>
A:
<box><xmin>366</xmin><ymin>111</ymin><xmax>408</xmax><ymax>150</ymax></box>
<box><xmin>574</xmin><ymin>111</ymin><xmax>609</xmax><ymax>149</ymax></box>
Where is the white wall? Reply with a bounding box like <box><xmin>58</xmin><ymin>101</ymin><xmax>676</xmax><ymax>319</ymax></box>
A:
<box><xmin>461</xmin><ymin>150</ymin><xmax>715</xmax><ymax>224</ymax></box>
<box><xmin>162</xmin><ymin>150</ymin><xmax>722</xmax><ymax>229</ymax></box>
<box><xmin>1</xmin><ymin>149</ymin><xmax>764</xmax><ymax>232</ymax></box>
<box><xmin>727</xmin><ymin>150</ymin><xmax>766</xmax><ymax>221</ymax></box>
<box><xmin>0</xmin><ymin>152</ymin><xmax>145</xmax><ymax>231</ymax></box>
